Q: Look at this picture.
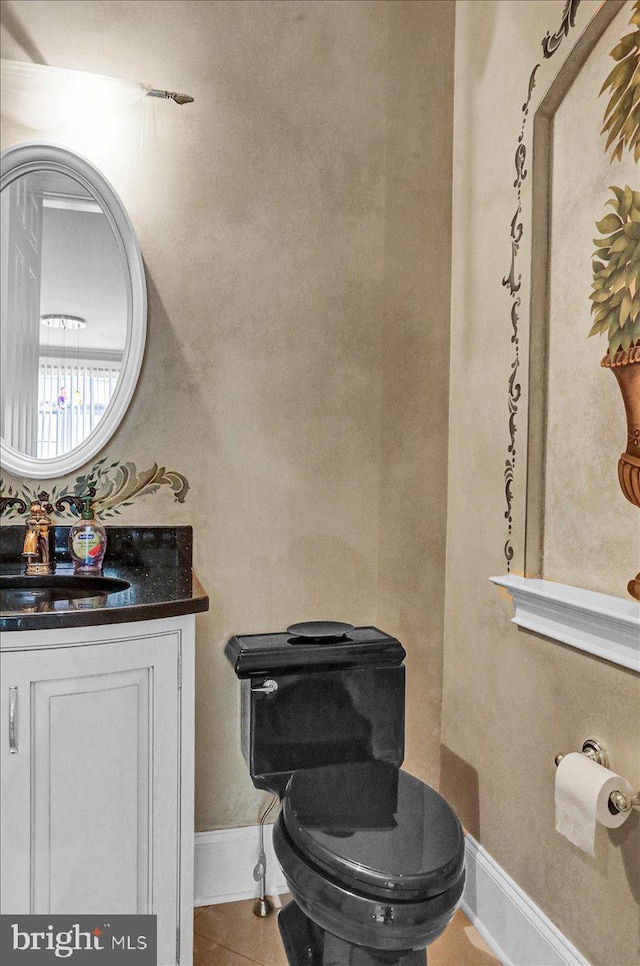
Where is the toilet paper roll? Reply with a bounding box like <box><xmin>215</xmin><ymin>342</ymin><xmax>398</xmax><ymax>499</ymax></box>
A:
<box><xmin>555</xmin><ymin>752</ymin><xmax>634</xmax><ymax>856</ymax></box>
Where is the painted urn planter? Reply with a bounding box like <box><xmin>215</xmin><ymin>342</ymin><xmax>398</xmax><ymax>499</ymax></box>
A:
<box><xmin>603</xmin><ymin>344</ymin><xmax>640</xmax><ymax>599</ymax></box>
<box><xmin>589</xmin><ymin>182</ymin><xmax>640</xmax><ymax>602</ymax></box>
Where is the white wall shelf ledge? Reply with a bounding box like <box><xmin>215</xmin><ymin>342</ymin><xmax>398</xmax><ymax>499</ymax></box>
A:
<box><xmin>490</xmin><ymin>575</ymin><xmax>640</xmax><ymax>673</ymax></box>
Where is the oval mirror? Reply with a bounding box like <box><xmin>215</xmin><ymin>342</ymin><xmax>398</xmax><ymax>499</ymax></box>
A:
<box><xmin>0</xmin><ymin>143</ymin><xmax>146</xmax><ymax>479</ymax></box>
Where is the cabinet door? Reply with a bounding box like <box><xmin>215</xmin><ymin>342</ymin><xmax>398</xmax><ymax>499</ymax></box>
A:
<box><xmin>1</xmin><ymin>633</ymin><xmax>182</xmax><ymax>961</ymax></box>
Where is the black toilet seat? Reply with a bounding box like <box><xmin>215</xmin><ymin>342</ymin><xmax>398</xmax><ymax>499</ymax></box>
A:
<box><xmin>281</xmin><ymin>761</ymin><xmax>465</xmax><ymax>903</ymax></box>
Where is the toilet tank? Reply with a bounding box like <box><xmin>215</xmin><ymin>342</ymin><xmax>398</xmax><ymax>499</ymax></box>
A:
<box><xmin>225</xmin><ymin>626</ymin><xmax>406</xmax><ymax>792</ymax></box>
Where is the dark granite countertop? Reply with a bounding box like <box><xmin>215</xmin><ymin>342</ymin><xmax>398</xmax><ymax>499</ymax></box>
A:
<box><xmin>0</xmin><ymin>526</ymin><xmax>209</xmax><ymax>632</ymax></box>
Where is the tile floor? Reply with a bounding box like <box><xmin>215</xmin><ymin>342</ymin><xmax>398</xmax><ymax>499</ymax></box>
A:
<box><xmin>194</xmin><ymin>897</ymin><xmax>500</xmax><ymax>966</ymax></box>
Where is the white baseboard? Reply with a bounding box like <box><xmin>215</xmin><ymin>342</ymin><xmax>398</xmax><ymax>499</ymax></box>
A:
<box><xmin>461</xmin><ymin>833</ymin><xmax>589</xmax><ymax>966</ymax></box>
<box><xmin>194</xmin><ymin>824</ymin><xmax>288</xmax><ymax>907</ymax></box>
<box><xmin>194</xmin><ymin>825</ymin><xmax>588</xmax><ymax>966</ymax></box>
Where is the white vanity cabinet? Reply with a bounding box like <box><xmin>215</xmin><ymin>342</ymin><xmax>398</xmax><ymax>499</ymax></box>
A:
<box><xmin>0</xmin><ymin>614</ymin><xmax>195</xmax><ymax>966</ymax></box>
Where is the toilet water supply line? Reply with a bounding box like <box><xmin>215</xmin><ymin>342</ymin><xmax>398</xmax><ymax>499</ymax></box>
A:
<box><xmin>253</xmin><ymin>796</ymin><xmax>278</xmax><ymax>917</ymax></box>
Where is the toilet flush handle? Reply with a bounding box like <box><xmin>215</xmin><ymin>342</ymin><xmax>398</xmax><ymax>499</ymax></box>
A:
<box><xmin>251</xmin><ymin>679</ymin><xmax>279</xmax><ymax>694</ymax></box>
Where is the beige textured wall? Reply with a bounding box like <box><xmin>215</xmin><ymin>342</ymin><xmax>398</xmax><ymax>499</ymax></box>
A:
<box><xmin>377</xmin><ymin>1</ymin><xmax>453</xmax><ymax>789</ymax></box>
<box><xmin>444</xmin><ymin>3</ymin><xmax>640</xmax><ymax>965</ymax></box>
<box><xmin>0</xmin><ymin>0</ymin><xmax>454</xmax><ymax>830</ymax></box>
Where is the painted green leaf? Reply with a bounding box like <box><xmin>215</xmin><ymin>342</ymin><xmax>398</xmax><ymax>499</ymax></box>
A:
<box><xmin>626</xmin><ymin>265</ymin><xmax>640</xmax><ymax>289</ymax></box>
<box><xmin>604</xmin><ymin>91</ymin><xmax>634</xmax><ymax>147</ymax></box>
<box><xmin>610</xmin><ymin>274</ymin><xmax>628</xmax><ymax>294</ymax></box>
<box><xmin>602</xmin><ymin>87</ymin><xmax>632</xmax><ymax>135</ymax></box>
<box><xmin>609</xmin><ymin>184</ymin><xmax>626</xmax><ymax>204</ymax></box>
<box><xmin>611</xmin><ymin>33</ymin><xmax>637</xmax><ymax>61</ymax></box>
<box><xmin>609</xmin><ymin>320</ymin><xmax>623</xmax><ymax>344</ymax></box>
<box><xmin>620</xmin><ymin>321</ymin><xmax>636</xmax><ymax>350</ymax></box>
<box><xmin>588</xmin><ymin>317</ymin><xmax>611</xmax><ymax>337</ymax></box>
<box><xmin>610</xmin><ymin>234</ymin><xmax>631</xmax><ymax>253</ymax></box>
<box><xmin>600</xmin><ymin>56</ymin><xmax>635</xmax><ymax>96</ymax></box>
<box><xmin>606</xmin><ymin>310</ymin><xmax>622</xmax><ymax>332</ymax></box>
<box><xmin>620</xmin><ymin>292</ymin><xmax>633</xmax><ymax>323</ymax></box>
<box><xmin>620</xmin><ymin>104</ymin><xmax>640</xmax><ymax>141</ymax></box>
<box><xmin>596</xmin><ymin>213</ymin><xmax>623</xmax><ymax>233</ymax></box>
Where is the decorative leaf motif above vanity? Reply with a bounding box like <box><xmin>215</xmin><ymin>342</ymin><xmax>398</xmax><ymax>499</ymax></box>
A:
<box><xmin>0</xmin><ymin>458</ymin><xmax>190</xmax><ymax>519</ymax></box>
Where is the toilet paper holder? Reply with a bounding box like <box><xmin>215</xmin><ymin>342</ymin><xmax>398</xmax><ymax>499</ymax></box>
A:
<box><xmin>554</xmin><ymin>739</ymin><xmax>640</xmax><ymax>815</ymax></box>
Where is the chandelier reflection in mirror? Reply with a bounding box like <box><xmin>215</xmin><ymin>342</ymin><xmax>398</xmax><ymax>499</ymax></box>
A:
<box><xmin>37</xmin><ymin>314</ymin><xmax>120</xmax><ymax>460</ymax></box>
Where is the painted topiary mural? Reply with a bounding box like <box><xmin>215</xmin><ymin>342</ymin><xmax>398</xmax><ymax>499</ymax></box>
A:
<box><xmin>600</xmin><ymin>0</ymin><xmax>640</xmax><ymax>163</ymax></box>
<box><xmin>589</xmin><ymin>185</ymin><xmax>640</xmax><ymax>361</ymax></box>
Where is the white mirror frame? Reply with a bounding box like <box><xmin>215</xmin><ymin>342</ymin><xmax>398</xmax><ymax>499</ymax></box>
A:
<box><xmin>0</xmin><ymin>142</ymin><xmax>146</xmax><ymax>480</ymax></box>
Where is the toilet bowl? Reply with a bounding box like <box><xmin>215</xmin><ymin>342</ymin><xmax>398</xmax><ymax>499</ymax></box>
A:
<box><xmin>273</xmin><ymin>761</ymin><xmax>465</xmax><ymax>965</ymax></box>
<box><xmin>225</xmin><ymin>625</ymin><xmax>465</xmax><ymax>966</ymax></box>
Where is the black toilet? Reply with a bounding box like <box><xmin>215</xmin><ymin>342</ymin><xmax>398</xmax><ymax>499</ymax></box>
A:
<box><xmin>226</xmin><ymin>624</ymin><xmax>465</xmax><ymax>966</ymax></box>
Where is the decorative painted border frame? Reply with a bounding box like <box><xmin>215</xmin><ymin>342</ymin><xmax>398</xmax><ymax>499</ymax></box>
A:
<box><xmin>501</xmin><ymin>0</ymin><xmax>582</xmax><ymax>569</ymax></box>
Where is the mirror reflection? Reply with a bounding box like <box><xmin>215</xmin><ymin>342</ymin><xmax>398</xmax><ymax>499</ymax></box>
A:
<box><xmin>0</xmin><ymin>169</ymin><xmax>127</xmax><ymax>460</ymax></box>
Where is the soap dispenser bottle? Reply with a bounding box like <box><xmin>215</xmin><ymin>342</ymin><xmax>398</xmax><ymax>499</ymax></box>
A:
<box><xmin>69</xmin><ymin>497</ymin><xmax>107</xmax><ymax>574</ymax></box>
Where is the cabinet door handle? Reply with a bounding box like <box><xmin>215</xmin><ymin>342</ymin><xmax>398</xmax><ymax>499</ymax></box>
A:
<box><xmin>9</xmin><ymin>686</ymin><xmax>18</xmax><ymax>755</ymax></box>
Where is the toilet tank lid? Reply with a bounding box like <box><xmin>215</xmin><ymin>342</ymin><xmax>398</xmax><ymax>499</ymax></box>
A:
<box><xmin>225</xmin><ymin>625</ymin><xmax>405</xmax><ymax>678</ymax></box>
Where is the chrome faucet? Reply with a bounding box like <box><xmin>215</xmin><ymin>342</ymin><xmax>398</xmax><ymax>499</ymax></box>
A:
<box><xmin>22</xmin><ymin>496</ymin><xmax>55</xmax><ymax>576</ymax></box>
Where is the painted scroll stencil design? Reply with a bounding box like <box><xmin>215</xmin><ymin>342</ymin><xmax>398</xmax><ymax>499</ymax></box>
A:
<box><xmin>501</xmin><ymin>0</ymin><xmax>581</xmax><ymax>568</ymax></box>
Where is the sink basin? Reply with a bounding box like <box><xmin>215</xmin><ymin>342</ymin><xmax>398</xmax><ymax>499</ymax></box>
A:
<box><xmin>0</xmin><ymin>574</ymin><xmax>130</xmax><ymax>612</ymax></box>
